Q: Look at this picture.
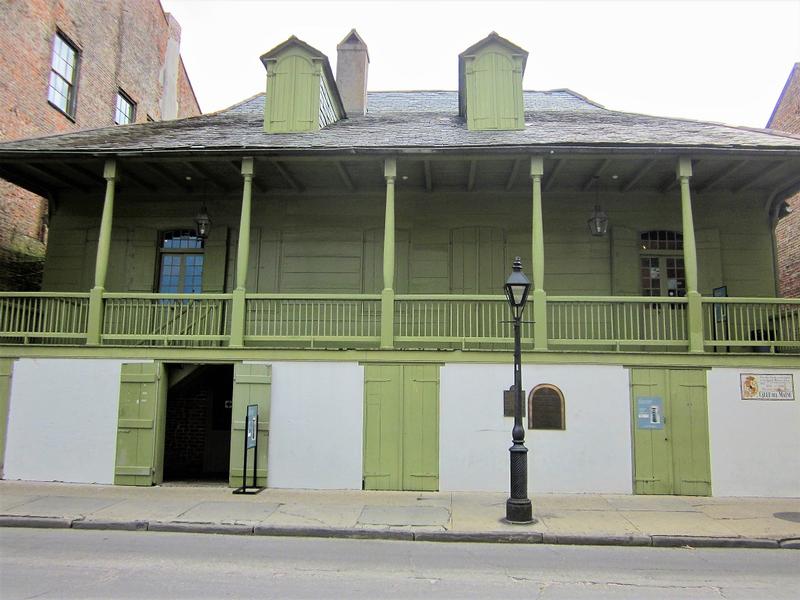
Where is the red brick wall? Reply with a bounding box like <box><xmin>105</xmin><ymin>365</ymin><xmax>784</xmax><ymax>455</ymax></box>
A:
<box><xmin>0</xmin><ymin>0</ymin><xmax>200</xmax><ymax>289</ymax></box>
<box><xmin>768</xmin><ymin>64</ymin><xmax>800</xmax><ymax>298</ymax></box>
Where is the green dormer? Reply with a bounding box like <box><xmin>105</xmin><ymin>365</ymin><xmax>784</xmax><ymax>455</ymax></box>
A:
<box><xmin>260</xmin><ymin>36</ymin><xmax>346</xmax><ymax>133</ymax></box>
<box><xmin>458</xmin><ymin>32</ymin><xmax>528</xmax><ymax>131</ymax></box>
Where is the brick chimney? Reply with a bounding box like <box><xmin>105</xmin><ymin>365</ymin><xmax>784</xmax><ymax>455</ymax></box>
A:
<box><xmin>336</xmin><ymin>29</ymin><xmax>369</xmax><ymax>116</ymax></box>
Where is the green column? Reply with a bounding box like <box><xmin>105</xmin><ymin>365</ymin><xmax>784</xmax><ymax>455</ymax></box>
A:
<box><xmin>381</xmin><ymin>158</ymin><xmax>397</xmax><ymax>349</ymax></box>
<box><xmin>530</xmin><ymin>156</ymin><xmax>547</xmax><ymax>350</ymax></box>
<box><xmin>230</xmin><ymin>157</ymin><xmax>254</xmax><ymax>347</ymax></box>
<box><xmin>87</xmin><ymin>159</ymin><xmax>117</xmax><ymax>345</ymax></box>
<box><xmin>678</xmin><ymin>157</ymin><xmax>704</xmax><ymax>353</ymax></box>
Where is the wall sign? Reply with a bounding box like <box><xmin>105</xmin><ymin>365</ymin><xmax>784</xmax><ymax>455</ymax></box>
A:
<box><xmin>740</xmin><ymin>374</ymin><xmax>795</xmax><ymax>401</ymax></box>
<box><xmin>246</xmin><ymin>404</ymin><xmax>258</xmax><ymax>448</ymax></box>
<box><xmin>636</xmin><ymin>396</ymin><xmax>664</xmax><ymax>429</ymax></box>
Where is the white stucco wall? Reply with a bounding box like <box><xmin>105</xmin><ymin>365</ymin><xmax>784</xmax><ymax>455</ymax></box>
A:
<box><xmin>707</xmin><ymin>367</ymin><xmax>800</xmax><ymax>497</ymax></box>
<box><xmin>440</xmin><ymin>363</ymin><xmax>632</xmax><ymax>494</ymax></box>
<box><xmin>4</xmin><ymin>358</ymin><xmax>135</xmax><ymax>484</ymax></box>
<box><xmin>266</xmin><ymin>361</ymin><xmax>364</xmax><ymax>489</ymax></box>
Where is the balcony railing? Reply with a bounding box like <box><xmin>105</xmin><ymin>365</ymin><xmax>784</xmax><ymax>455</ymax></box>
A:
<box><xmin>0</xmin><ymin>293</ymin><xmax>89</xmax><ymax>344</ymax></box>
<box><xmin>102</xmin><ymin>293</ymin><xmax>231</xmax><ymax>346</ymax></box>
<box><xmin>702</xmin><ymin>298</ymin><xmax>800</xmax><ymax>352</ymax></box>
<box><xmin>0</xmin><ymin>291</ymin><xmax>798</xmax><ymax>354</ymax></box>
<box><xmin>245</xmin><ymin>294</ymin><xmax>381</xmax><ymax>346</ymax></box>
<box><xmin>548</xmin><ymin>296</ymin><xmax>688</xmax><ymax>348</ymax></box>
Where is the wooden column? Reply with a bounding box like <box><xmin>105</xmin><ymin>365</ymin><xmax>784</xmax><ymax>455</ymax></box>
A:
<box><xmin>230</xmin><ymin>157</ymin><xmax>254</xmax><ymax>347</ymax></box>
<box><xmin>530</xmin><ymin>156</ymin><xmax>548</xmax><ymax>351</ymax></box>
<box><xmin>678</xmin><ymin>157</ymin><xmax>704</xmax><ymax>353</ymax></box>
<box><xmin>87</xmin><ymin>159</ymin><xmax>117</xmax><ymax>345</ymax></box>
<box><xmin>381</xmin><ymin>158</ymin><xmax>397</xmax><ymax>349</ymax></box>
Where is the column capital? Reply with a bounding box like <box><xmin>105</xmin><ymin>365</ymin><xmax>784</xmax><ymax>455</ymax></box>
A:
<box><xmin>677</xmin><ymin>156</ymin><xmax>693</xmax><ymax>179</ymax></box>
<box><xmin>384</xmin><ymin>158</ymin><xmax>397</xmax><ymax>180</ymax></box>
<box><xmin>241</xmin><ymin>157</ymin><xmax>255</xmax><ymax>177</ymax></box>
<box><xmin>103</xmin><ymin>158</ymin><xmax>117</xmax><ymax>180</ymax></box>
<box><xmin>530</xmin><ymin>156</ymin><xmax>544</xmax><ymax>178</ymax></box>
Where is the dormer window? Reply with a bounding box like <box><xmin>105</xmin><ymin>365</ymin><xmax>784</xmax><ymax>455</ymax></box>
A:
<box><xmin>260</xmin><ymin>36</ymin><xmax>346</xmax><ymax>133</ymax></box>
<box><xmin>458</xmin><ymin>32</ymin><xmax>527</xmax><ymax>131</ymax></box>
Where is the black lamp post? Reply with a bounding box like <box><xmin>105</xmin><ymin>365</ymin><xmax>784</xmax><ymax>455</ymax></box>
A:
<box><xmin>504</xmin><ymin>257</ymin><xmax>533</xmax><ymax>523</ymax></box>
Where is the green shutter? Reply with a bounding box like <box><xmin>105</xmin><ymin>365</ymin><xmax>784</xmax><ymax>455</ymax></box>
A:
<box><xmin>669</xmin><ymin>370</ymin><xmax>711</xmax><ymax>496</ymax></box>
<box><xmin>401</xmin><ymin>364</ymin><xmax>440</xmax><ymax>492</ymax></box>
<box><xmin>265</xmin><ymin>53</ymin><xmax>320</xmax><ymax>133</ymax></box>
<box><xmin>466</xmin><ymin>50</ymin><xmax>523</xmax><ymax>131</ymax></box>
<box><xmin>450</xmin><ymin>227</ymin><xmax>505</xmax><ymax>294</ymax></box>
<box><xmin>128</xmin><ymin>228</ymin><xmax>157</xmax><ymax>292</ymax></box>
<box><xmin>203</xmin><ymin>226</ymin><xmax>228</xmax><ymax>293</ymax></box>
<box><xmin>611</xmin><ymin>226</ymin><xmax>640</xmax><ymax>295</ymax></box>
<box><xmin>0</xmin><ymin>359</ymin><xmax>13</xmax><ymax>479</ymax></box>
<box><xmin>229</xmin><ymin>363</ymin><xmax>271</xmax><ymax>487</ymax></box>
<box><xmin>696</xmin><ymin>228</ymin><xmax>723</xmax><ymax>295</ymax></box>
<box><xmin>114</xmin><ymin>362</ymin><xmax>166</xmax><ymax>486</ymax></box>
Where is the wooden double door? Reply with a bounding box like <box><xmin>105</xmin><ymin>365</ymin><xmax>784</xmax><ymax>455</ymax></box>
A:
<box><xmin>630</xmin><ymin>368</ymin><xmax>711</xmax><ymax>496</ymax></box>
<box><xmin>363</xmin><ymin>364</ymin><xmax>440</xmax><ymax>491</ymax></box>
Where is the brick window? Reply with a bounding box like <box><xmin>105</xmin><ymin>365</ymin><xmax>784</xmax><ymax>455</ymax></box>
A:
<box><xmin>114</xmin><ymin>90</ymin><xmax>136</xmax><ymax>125</ymax></box>
<box><xmin>158</xmin><ymin>230</ymin><xmax>204</xmax><ymax>294</ymax></box>
<box><xmin>47</xmin><ymin>32</ymin><xmax>79</xmax><ymax>118</ymax></box>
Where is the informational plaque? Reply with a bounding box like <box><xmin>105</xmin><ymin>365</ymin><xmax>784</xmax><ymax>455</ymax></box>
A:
<box><xmin>503</xmin><ymin>386</ymin><xmax>523</xmax><ymax>417</ymax></box>
<box><xmin>636</xmin><ymin>396</ymin><xmax>664</xmax><ymax>429</ymax></box>
<box><xmin>246</xmin><ymin>404</ymin><xmax>258</xmax><ymax>449</ymax></box>
<box><xmin>740</xmin><ymin>374</ymin><xmax>795</xmax><ymax>401</ymax></box>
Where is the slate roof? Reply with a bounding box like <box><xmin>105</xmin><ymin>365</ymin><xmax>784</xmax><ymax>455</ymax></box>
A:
<box><xmin>2</xmin><ymin>90</ymin><xmax>800</xmax><ymax>156</ymax></box>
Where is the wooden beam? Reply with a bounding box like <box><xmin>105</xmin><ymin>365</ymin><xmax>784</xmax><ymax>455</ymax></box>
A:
<box><xmin>144</xmin><ymin>162</ymin><xmax>192</xmax><ymax>191</ymax></box>
<box><xmin>732</xmin><ymin>162</ymin><xmax>784</xmax><ymax>193</ymax></box>
<box><xmin>118</xmin><ymin>166</ymin><xmax>157</xmax><ymax>192</ymax></box>
<box><xmin>423</xmin><ymin>160</ymin><xmax>432</xmax><ymax>192</ymax></box>
<box><xmin>505</xmin><ymin>158</ymin><xmax>522</xmax><ymax>191</ymax></box>
<box><xmin>581</xmin><ymin>159</ymin><xmax>610</xmax><ymax>192</ymax></box>
<box><xmin>62</xmin><ymin>162</ymin><xmax>105</xmax><ymax>186</ymax></box>
<box><xmin>620</xmin><ymin>159</ymin><xmax>656</xmax><ymax>192</ymax></box>
<box><xmin>335</xmin><ymin>161</ymin><xmax>355</xmax><ymax>192</ymax></box>
<box><xmin>543</xmin><ymin>159</ymin><xmax>562</xmax><ymax>191</ymax></box>
<box><xmin>467</xmin><ymin>159</ymin><xmax>477</xmax><ymax>192</ymax></box>
<box><xmin>184</xmin><ymin>161</ymin><xmax>230</xmax><ymax>192</ymax></box>
<box><xmin>695</xmin><ymin>160</ymin><xmax>746</xmax><ymax>193</ymax></box>
<box><xmin>21</xmin><ymin>163</ymin><xmax>88</xmax><ymax>192</ymax></box>
<box><xmin>272</xmin><ymin>160</ymin><xmax>303</xmax><ymax>192</ymax></box>
<box><xmin>0</xmin><ymin>165</ymin><xmax>53</xmax><ymax>199</ymax></box>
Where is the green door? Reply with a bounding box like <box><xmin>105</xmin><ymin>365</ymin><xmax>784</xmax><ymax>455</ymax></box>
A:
<box><xmin>630</xmin><ymin>368</ymin><xmax>711</xmax><ymax>496</ymax></box>
<box><xmin>115</xmin><ymin>362</ymin><xmax>167</xmax><ymax>486</ymax></box>
<box><xmin>363</xmin><ymin>364</ymin><xmax>439</xmax><ymax>491</ymax></box>
<box><xmin>229</xmin><ymin>363</ymin><xmax>271</xmax><ymax>488</ymax></box>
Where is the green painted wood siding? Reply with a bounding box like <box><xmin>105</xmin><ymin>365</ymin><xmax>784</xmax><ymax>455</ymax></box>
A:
<box><xmin>39</xmin><ymin>189</ymin><xmax>776</xmax><ymax>299</ymax></box>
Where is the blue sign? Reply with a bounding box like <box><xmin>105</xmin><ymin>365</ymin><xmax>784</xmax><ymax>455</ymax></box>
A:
<box><xmin>636</xmin><ymin>396</ymin><xmax>664</xmax><ymax>429</ymax></box>
<box><xmin>246</xmin><ymin>404</ymin><xmax>258</xmax><ymax>449</ymax></box>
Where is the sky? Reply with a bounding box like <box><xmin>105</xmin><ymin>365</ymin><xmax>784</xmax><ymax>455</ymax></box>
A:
<box><xmin>161</xmin><ymin>0</ymin><xmax>800</xmax><ymax>129</ymax></box>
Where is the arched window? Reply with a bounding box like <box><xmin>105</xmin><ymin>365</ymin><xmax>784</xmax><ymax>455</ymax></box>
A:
<box><xmin>639</xmin><ymin>231</ymin><xmax>685</xmax><ymax>297</ymax></box>
<box><xmin>527</xmin><ymin>384</ymin><xmax>565</xmax><ymax>430</ymax></box>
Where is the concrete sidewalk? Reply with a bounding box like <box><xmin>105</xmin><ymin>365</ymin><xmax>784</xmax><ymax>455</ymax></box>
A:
<box><xmin>1</xmin><ymin>480</ymin><xmax>798</xmax><ymax>549</ymax></box>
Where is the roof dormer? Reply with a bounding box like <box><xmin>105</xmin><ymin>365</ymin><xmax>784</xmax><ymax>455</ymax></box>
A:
<box><xmin>458</xmin><ymin>32</ymin><xmax>528</xmax><ymax>131</ymax></box>
<box><xmin>260</xmin><ymin>36</ymin><xmax>346</xmax><ymax>133</ymax></box>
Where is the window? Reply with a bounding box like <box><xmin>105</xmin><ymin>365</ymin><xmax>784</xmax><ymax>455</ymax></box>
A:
<box><xmin>47</xmin><ymin>32</ymin><xmax>79</xmax><ymax>117</ymax></box>
<box><xmin>640</xmin><ymin>231</ymin><xmax>685</xmax><ymax>297</ymax></box>
<box><xmin>114</xmin><ymin>90</ymin><xmax>136</xmax><ymax>125</ymax></box>
<box><xmin>157</xmin><ymin>230</ymin><xmax>204</xmax><ymax>294</ymax></box>
<box><xmin>527</xmin><ymin>384</ymin><xmax>565</xmax><ymax>430</ymax></box>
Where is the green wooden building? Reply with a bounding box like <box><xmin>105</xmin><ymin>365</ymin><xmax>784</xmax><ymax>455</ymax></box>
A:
<box><xmin>0</xmin><ymin>32</ymin><xmax>798</xmax><ymax>497</ymax></box>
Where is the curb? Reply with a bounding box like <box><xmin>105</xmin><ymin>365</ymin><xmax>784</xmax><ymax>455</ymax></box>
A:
<box><xmin>0</xmin><ymin>516</ymin><xmax>795</xmax><ymax>550</ymax></box>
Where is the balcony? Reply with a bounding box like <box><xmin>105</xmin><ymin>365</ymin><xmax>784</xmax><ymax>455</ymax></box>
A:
<box><xmin>1</xmin><ymin>292</ymin><xmax>798</xmax><ymax>353</ymax></box>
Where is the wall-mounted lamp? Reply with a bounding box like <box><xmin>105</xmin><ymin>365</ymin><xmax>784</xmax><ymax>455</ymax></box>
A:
<box><xmin>587</xmin><ymin>176</ymin><xmax>609</xmax><ymax>237</ymax></box>
<box><xmin>195</xmin><ymin>203</ymin><xmax>212</xmax><ymax>239</ymax></box>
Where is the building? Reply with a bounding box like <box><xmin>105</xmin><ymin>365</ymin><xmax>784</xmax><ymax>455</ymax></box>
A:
<box><xmin>0</xmin><ymin>0</ymin><xmax>200</xmax><ymax>291</ymax></box>
<box><xmin>0</xmin><ymin>31</ymin><xmax>798</xmax><ymax>497</ymax></box>
<box><xmin>767</xmin><ymin>63</ymin><xmax>800</xmax><ymax>299</ymax></box>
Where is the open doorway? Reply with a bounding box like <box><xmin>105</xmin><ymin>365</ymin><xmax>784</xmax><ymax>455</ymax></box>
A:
<box><xmin>163</xmin><ymin>363</ymin><xmax>233</xmax><ymax>483</ymax></box>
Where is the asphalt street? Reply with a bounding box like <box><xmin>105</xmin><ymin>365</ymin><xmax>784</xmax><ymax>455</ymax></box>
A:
<box><xmin>1</xmin><ymin>528</ymin><xmax>798</xmax><ymax>599</ymax></box>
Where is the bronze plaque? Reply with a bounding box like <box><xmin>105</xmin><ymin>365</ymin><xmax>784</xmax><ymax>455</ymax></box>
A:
<box><xmin>503</xmin><ymin>386</ymin><xmax>523</xmax><ymax>417</ymax></box>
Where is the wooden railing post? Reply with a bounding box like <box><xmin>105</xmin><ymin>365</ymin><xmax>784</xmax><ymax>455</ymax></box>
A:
<box><xmin>530</xmin><ymin>156</ymin><xmax>548</xmax><ymax>350</ymax></box>
<box><xmin>678</xmin><ymin>157</ymin><xmax>704</xmax><ymax>353</ymax></box>
<box><xmin>230</xmin><ymin>157</ymin><xmax>254</xmax><ymax>347</ymax></box>
<box><xmin>381</xmin><ymin>158</ymin><xmax>397</xmax><ymax>349</ymax></box>
<box><xmin>87</xmin><ymin>159</ymin><xmax>116</xmax><ymax>345</ymax></box>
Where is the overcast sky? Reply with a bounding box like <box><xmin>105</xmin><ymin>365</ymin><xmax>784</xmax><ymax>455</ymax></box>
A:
<box><xmin>161</xmin><ymin>0</ymin><xmax>799</xmax><ymax>129</ymax></box>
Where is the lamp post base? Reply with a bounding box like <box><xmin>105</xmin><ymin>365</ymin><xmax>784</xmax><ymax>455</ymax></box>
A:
<box><xmin>505</xmin><ymin>497</ymin><xmax>534</xmax><ymax>524</ymax></box>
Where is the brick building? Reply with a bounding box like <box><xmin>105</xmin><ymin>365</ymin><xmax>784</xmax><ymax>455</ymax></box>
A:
<box><xmin>0</xmin><ymin>0</ymin><xmax>200</xmax><ymax>289</ymax></box>
<box><xmin>767</xmin><ymin>63</ymin><xmax>800</xmax><ymax>298</ymax></box>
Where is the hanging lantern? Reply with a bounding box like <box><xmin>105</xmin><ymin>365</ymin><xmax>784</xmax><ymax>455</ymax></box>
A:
<box><xmin>587</xmin><ymin>177</ymin><xmax>608</xmax><ymax>236</ymax></box>
<box><xmin>195</xmin><ymin>203</ymin><xmax>212</xmax><ymax>239</ymax></box>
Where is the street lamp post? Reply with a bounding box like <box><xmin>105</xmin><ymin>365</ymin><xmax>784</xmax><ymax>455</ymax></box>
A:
<box><xmin>504</xmin><ymin>257</ymin><xmax>533</xmax><ymax>523</ymax></box>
